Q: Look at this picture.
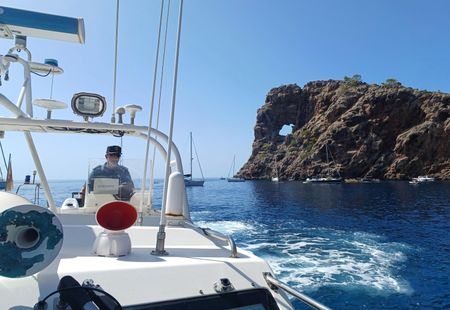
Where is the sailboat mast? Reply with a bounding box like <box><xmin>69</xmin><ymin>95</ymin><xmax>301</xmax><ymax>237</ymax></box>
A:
<box><xmin>190</xmin><ymin>131</ymin><xmax>193</xmax><ymax>178</ymax></box>
<box><xmin>325</xmin><ymin>143</ymin><xmax>330</xmax><ymax>176</ymax></box>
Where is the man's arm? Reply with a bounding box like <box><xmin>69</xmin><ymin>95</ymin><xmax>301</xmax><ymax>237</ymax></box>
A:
<box><xmin>118</xmin><ymin>166</ymin><xmax>134</xmax><ymax>199</ymax></box>
<box><xmin>120</xmin><ymin>166</ymin><xmax>134</xmax><ymax>187</ymax></box>
<box><xmin>88</xmin><ymin>165</ymin><xmax>102</xmax><ymax>192</ymax></box>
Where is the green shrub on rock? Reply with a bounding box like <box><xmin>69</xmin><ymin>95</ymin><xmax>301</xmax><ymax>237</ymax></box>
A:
<box><xmin>382</xmin><ymin>78</ymin><xmax>402</xmax><ymax>87</ymax></box>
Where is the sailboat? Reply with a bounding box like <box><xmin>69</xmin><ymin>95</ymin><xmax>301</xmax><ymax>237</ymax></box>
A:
<box><xmin>304</xmin><ymin>143</ymin><xmax>342</xmax><ymax>183</ymax></box>
<box><xmin>227</xmin><ymin>155</ymin><xmax>245</xmax><ymax>182</ymax></box>
<box><xmin>184</xmin><ymin>132</ymin><xmax>205</xmax><ymax>187</ymax></box>
<box><xmin>271</xmin><ymin>164</ymin><xmax>280</xmax><ymax>182</ymax></box>
<box><xmin>0</xmin><ymin>4</ymin><xmax>330</xmax><ymax>310</ymax></box>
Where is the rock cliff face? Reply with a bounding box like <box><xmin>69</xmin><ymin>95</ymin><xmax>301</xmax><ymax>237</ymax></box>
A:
<box><xmin>238</xmin><ymin>80</ymin><xmax>450</xmax><ymax>180</ymax></box>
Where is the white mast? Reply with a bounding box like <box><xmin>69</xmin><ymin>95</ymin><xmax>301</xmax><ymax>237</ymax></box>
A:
<box><xmin>232</xmin><ymin>155</ymin><xmax>236</xmax><ymax>177</ymax></box>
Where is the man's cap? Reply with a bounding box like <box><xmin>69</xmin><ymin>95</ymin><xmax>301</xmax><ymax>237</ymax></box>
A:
<box><xmin>106</xmin><ymin>145</ymin><xmax>122</xmax><ymax>155</ymax></box>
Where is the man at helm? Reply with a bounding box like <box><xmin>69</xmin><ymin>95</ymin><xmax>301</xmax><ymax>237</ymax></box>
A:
<box><xmin>86</xmin><ymin>145</ymin><xmax>134</xmax><ymax>200</ymax></box>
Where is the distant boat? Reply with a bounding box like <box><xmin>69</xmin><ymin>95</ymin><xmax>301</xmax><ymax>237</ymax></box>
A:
<box><xmin>304</xmin><ymin>176</ymin><xmax>341</xmax><ymax>183</ymax></box>
<box><xmin>271</xmin><ymin>165</ymin><xmax>280</xmax><ymax>182</ymax></box>
<box><xmin>227</xmin><ymin>155</ymin><xmax>245</xmax><ymax>182</ymax></box>
<box><xmin>184</xmin><ymin>132</ymin><xmax>204</xmax><ymax>187</ymax></box>
<box><xmin>304</xmin><ymin>143</ymin><xmax>342</xmax><ymax>183</ymax></box>
<box><xmin>416</xmin><ymin>175</ymin><xmax>435</xmax><ymax>182</ymax></box>
<box><xmin>360</xmin><ymin>177</ymin><xmax>381</xmax><ymax>183</ymax></box>
<box><xmin>184</xmin><ymin>176</ymin><xmax>204</xmax><ymax>187</ymax></box>
<box><xmin>344</xmin><ymin>178</ymin><xmax>360</xmax><ymax>184</ymax></box>
<box><xmin>410</xmin><ymin>175</ymin><xmax>435</xmax><ymax>183</ymax></box>
<box><xmin>345</xmin><ymin>177</ymin><xmax>381</xmax><ymax>184</ymax></box>
<box><xmin>227</xmin><ymin>177</ymin><xmax>245</xmax><ymax>183</ymax></box>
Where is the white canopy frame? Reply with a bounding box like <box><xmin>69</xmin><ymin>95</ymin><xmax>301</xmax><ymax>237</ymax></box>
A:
<box><xmin>0</xmin><ymin>99</ymin><xmax>187</xmax><ymax>218</ymax></box>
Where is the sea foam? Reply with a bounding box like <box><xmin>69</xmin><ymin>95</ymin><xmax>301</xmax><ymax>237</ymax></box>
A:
<box><xmin>194</xmin><ymin>220</ymin><xmax>260</xmax><ymax>235</ymax></box>
<box><xmin>240</xmin><ymin>223</ymin><xmax>412</xmax><ymax>295</ymax></box>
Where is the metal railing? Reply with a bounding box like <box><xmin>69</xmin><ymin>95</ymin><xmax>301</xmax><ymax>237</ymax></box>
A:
<box><xmin>182</xmin><ymin>221</ymin><xmax>238</xmax><ymax>258</ymax></box>
<box><xmin>201</xmin><ymin>228</ymin><xmax>238</xmax><ymax>258</ymax></box>
<box><xmin>264</xmin><ymin>273</ymin><xmax>332</xmax><ymax>310</ymax></box>
<box><xmin>15</xmin><ymin>183</ymin><xmax>41</xmax><ymax>205</ymax></box>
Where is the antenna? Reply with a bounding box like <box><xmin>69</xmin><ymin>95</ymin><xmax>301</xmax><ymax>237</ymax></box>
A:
<box><xmin>0</xmin><ymin>6</ymin><xmax>85</xmax><ymax>43</ymax></box>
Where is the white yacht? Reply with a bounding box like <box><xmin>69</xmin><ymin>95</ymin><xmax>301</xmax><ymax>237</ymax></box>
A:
<box><xmin>409</xmin><ymin>175</ymin><xmax>435</xmax><ymax>184</ymax></box>
<box><xmin>414</xmin><ymin>175</ymin><xmax>435</xmax><ymax>182</ymax></box>
<box><xmin>304</xmin><ymin>176</ymin><xmax>342</xmax><ymax>184</ymax></box>
<box><xmin>0</xmin><ymin>4</ymin><xmax>330</xmax><ymax>310</ymax></box>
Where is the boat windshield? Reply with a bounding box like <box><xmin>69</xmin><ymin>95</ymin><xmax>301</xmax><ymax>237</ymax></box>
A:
<box><xmin>82</xmin><ymin>158</ymin><xmax>155</xmax><ymax>210</ymax></box>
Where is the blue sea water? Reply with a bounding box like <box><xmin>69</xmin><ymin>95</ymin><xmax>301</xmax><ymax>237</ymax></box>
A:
<box><xmin>17</xmin><ymin>179</ymin><xmax>450</xmax><ymax>309</ymax></box>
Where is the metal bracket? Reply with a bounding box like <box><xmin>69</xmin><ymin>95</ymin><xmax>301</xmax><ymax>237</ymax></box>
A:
<box><xmin>0</xmin><ymin>23</ymin><xmax>13</xmax><ymax>39</ymax></box>
<box><xmin>263</xmin><ymin>272</ymin><xmax>278</xmax><ymax>291</ymax></box>
<box><xmin>214</xmin><ymin>278</ymin><xmax>235</xmax><ymax>293</ymax></box>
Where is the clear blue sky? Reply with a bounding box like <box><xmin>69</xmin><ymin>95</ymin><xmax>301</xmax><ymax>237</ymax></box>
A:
<box><xmin>0</xmin><ymin>0</ymin><xmax>449</xmax><ymax>180</ymax></box>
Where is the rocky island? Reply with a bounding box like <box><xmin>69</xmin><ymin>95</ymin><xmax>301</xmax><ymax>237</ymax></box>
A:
<box><xmin>238</xmin><ymin>79</ymin><xmax>450</xmax><ymax>180</ymax></box>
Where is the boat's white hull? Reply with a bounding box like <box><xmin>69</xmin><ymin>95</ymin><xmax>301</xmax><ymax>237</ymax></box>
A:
<box><xmin>414</xmin><ymin>176</ymin><xmax>435</xmax><ymax>182</ymax></box>
<box><xmin>184</xmin><ymin>179</ymin><xmax>205</xmax><ymax>187</ymax></box>
<box><xmin>0</xmin><ymin>218</ymin><xmax>293</xmax><ymax>309</ymax></box>
<box><xmin>227</xmin><ymin>178</ymin><xmax>245</xmax><ymax>182</ymax></box>
<box><xmin>304</xmin><ymin>177</ymin><xmax>342</xmax><ymax>183</ymax></box>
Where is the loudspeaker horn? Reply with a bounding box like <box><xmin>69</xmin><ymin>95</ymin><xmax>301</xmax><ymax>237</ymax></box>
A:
<box><xmin>0</xmin><ymin>192</ymin><xmax>63</xmax><ymax>278</ymax></box>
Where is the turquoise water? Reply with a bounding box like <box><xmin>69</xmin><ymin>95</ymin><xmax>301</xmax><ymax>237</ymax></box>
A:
<box><xmin>14</xmin><ymin>179</ymin><xmax>450</xmax><ymax>309</ymax></box>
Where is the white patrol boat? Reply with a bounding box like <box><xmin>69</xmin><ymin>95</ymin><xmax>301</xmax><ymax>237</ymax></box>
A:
<box><xmin>0</xmin><ymin>3</ymin><xmax>331</xmax><ymax>310</ymax></box>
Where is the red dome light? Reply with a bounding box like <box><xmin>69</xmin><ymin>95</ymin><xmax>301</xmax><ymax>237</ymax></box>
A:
<box><xmin>96</xmin><ymin>201</ymin><xmax>137</xmax><ymax>231</ymax></box>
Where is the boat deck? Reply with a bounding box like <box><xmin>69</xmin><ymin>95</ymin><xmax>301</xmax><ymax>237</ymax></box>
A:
<box><xmin>2</xmin><ymin>224</ymin><xmax>290</xmax><ymax>308</ymax></box>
